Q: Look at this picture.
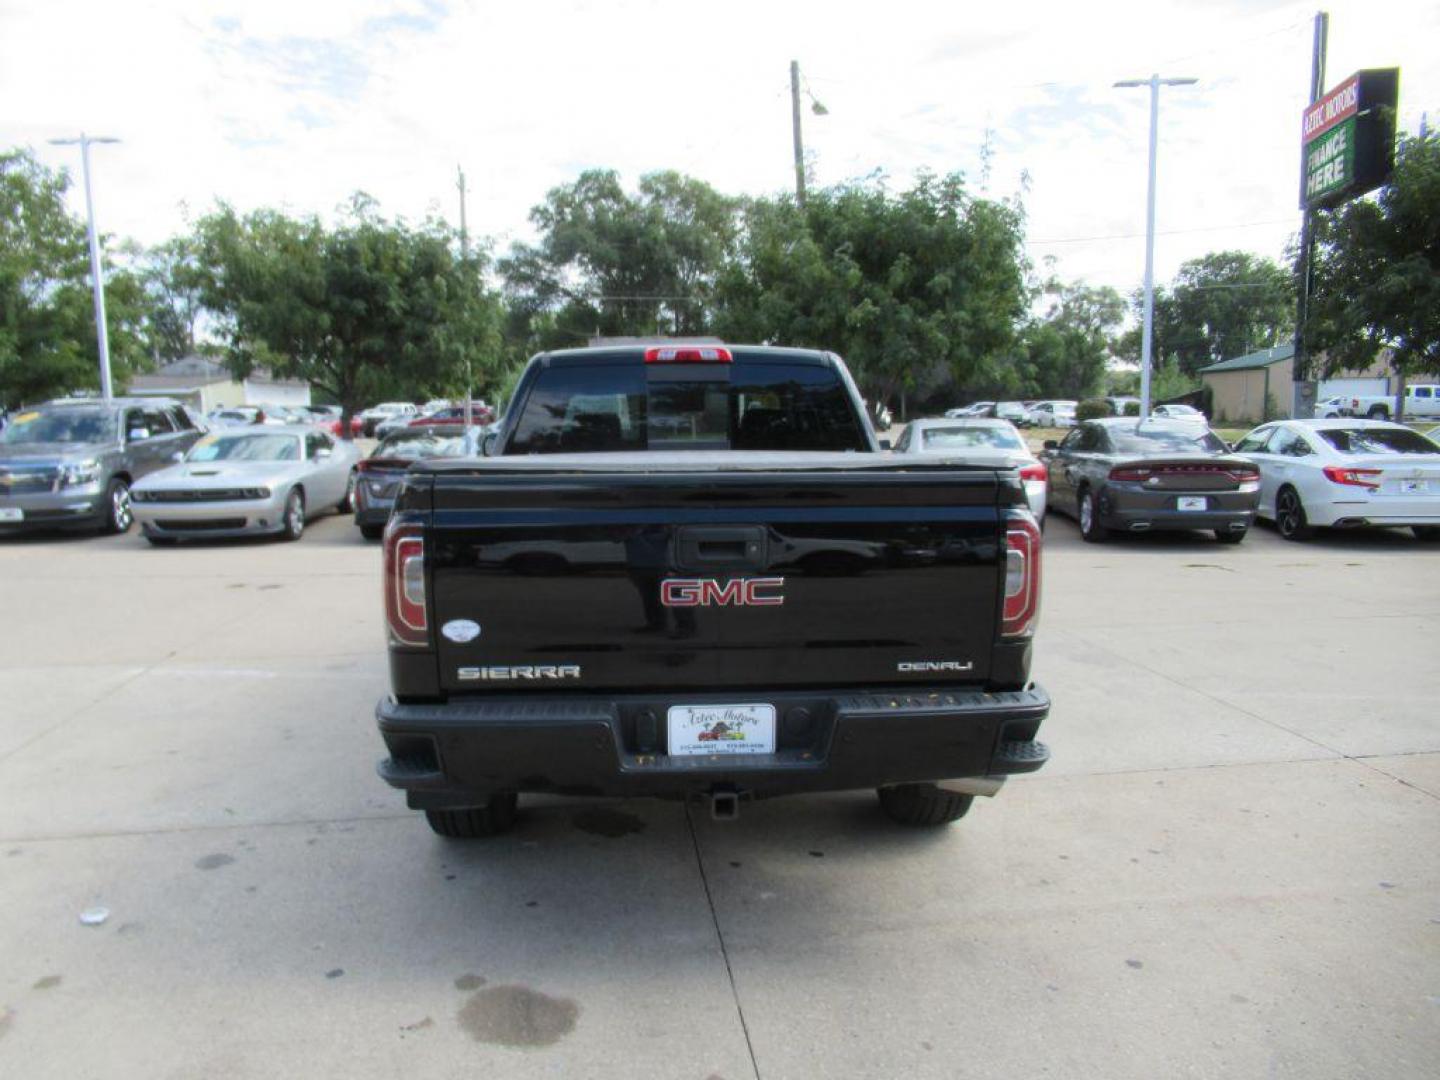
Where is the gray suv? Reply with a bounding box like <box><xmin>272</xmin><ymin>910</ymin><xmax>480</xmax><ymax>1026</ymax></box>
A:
<box><xmin>0</xmin><ymin>398</ymin><xmax>203</xmax><ymax>535</ymax></box>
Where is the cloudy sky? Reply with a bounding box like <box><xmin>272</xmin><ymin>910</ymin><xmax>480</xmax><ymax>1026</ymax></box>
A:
<box><xmin>3</xmin><ymin>0</ymin><xmax>1436</xmax><ymax>300</ymax></box>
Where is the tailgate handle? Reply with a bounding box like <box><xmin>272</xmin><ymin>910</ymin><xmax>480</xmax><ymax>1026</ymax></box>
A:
<box><xmin>676</xmin><ymin>526</ymin><xmax>767</xmax><ymax>570</ymax></box>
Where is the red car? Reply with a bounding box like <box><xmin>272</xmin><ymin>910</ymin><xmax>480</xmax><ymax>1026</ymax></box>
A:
<box><xmin>409</xmin><ymin>403</ymin><xmax>494</xmax><ymax>427</ymax></box>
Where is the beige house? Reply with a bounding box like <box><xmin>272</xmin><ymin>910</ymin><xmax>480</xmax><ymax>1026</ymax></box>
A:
<box><xmin>125</xmin><ymin>356</ymin><xmax>312</xmax><ymax>413</ymax></box>
<box><xmin>1199</xmin><ymin>345</ymin><xmax>1421</xmax><ymax>423</ymax></box>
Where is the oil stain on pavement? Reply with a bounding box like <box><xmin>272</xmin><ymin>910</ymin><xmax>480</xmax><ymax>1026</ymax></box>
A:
<box><xmin>456</xmin><ymin>985</ymin><xmax>579</xmax><ymax>1048</ymax></box>
<box><xmin>571</xmin><ymin>807</ymin><xmax>646</xmax><ymax>838</ymax></box>
<box><xmin>194</xmin><ymin>853</ymin><xmax>235</xmax><ymax>870</ymax></box>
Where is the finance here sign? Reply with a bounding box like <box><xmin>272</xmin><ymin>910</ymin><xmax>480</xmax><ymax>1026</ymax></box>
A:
<box><xmin>1300</xmin><ymin>69</ymin><xmax>1398</xmax><ymax>210</ymax></box>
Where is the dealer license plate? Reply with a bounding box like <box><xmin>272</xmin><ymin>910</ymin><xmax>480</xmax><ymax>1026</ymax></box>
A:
<box><xmin>668</xmin><ymin>704</ymin><xmax>776</xmax><ymax>756</ymax></box>
<box><xmin>0</xmin><ymin>507</ymin><xmax>23</xmax><ymax>523</ymax></box>
<box><xmin>1399</xmin><ymin>479</ymin><xmax>1428</xmax><ymax>494</ymax></box>
<box><xmin>1176</xmin><ymin>496</ymin><xmax>1207</xmax><ymax>512</ymax></box>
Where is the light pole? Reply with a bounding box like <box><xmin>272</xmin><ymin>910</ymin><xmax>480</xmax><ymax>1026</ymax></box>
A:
<box><xmin>1114</xmin><ymin>76</ymin><xmax>1196</xmax><ymax>417</ymax></box>
<box><xmin>789</xmin><ymin>61</ymin><xmax>828</xmax><ymax>206</ymax></box>
<box><xmin>48</xmin><ymin>133</ymin><xmax>121</xmax><ymax>403</ymax></box>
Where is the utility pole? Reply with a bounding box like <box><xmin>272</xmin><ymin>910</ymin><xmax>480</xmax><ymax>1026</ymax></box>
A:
<box><xmin>1114</xmin><ymin>76</ymin><xmax>1198</xmax><ymax>418</ymax></box>
<box><xmin>48</xmin><ymin>133</ymin><xmax>120</xmax><ymax>402</ymax></box>
<box><xmin>456</xmin><ymin>164</ymin><xmax>469</xmax><ymax>259</ymax></box>
<box><xmin>456</xmin><ymin>164</ymin><xmax>472</xmax><ymax>431</ymax></box>
<box><xmin>1291</xmin><ymin>11</ymin><xmax>1329</xmax><ymax>420</ymax></box>
<box><xmin>790</xmin><ymin>60</ymin><xmax>806</xmax><ymax>205</ymax></box>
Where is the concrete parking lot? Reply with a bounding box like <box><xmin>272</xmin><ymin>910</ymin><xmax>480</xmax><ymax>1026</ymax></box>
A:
<box><xmin>1</xmin><ymin>511</ymin><xmax>1437</xmax><ymax>1079</ymax></box>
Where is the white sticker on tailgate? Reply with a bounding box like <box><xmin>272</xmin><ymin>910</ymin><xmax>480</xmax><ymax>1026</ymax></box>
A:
<box><xmin>0</xmin><ymin>507</ymin><xmax>23</xmax><ymax>523</ymax></box>
<box><xmin>668</xmin><ymin>704</ymin><xmax>776</xmax><ymax>756</ymax></box>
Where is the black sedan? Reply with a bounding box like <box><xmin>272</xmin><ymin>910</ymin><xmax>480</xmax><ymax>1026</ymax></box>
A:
<box><xmin>1041</xmin><ymin>418</ymin><xmax>1261</xmax><ymax>543</ymax></box>
<box><xmin>353</xmin><ymin>426</ymin><xmax>469</xmax><ymax>540</ymax></box>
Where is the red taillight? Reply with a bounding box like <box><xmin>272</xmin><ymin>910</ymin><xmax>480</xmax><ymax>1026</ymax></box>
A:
<box><xmin>1019</xmin><ymin>462</ymin><xmax>1048</xmax><ymax>482</ymax></box>
<box><xmin>1002</xmin><ymin>515</ymin><xmax>1042</xmax><ymax>638</ymax></box>
<box><xmin>1109</xmin><ymin>465</ymin><xmax>1152</xmax><ymax>482</ymax></box>
<box><xmin>643</xmin><ymin>345</ymin><xmax>733</xmax><ymax>363</ymax></box>
<box><xmin>383</xmin><ymin>522</ymin><xmax>427</xmax><ymax>646</ymax></box>
<box><xmin>1323</xmin><ymin>465</ymin><xmax>1382</xmax><ymax>490</ymax></box>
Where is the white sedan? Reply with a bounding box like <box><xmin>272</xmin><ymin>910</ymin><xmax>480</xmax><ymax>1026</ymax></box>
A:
<box><xmin>1231</xmin><ymin>419</ymin><xmax>1440</xmax><ymax>541</ymax></box>
<box><xmin>1150</xmin><ymin>403</ymin><xmax>1208</xmax><ymax>425</ymax></box>
<box><xmin>132</xmin><ymin>426</ymin><xmax>363</xmax><ymax>544</ymax></box>
<box><xmin>1029</xmin><ymin>400</ymin><xmax>1078</xmax><ymax>427</ymax></box>
<box><xmin>892</xmin><ymin>418</ymin><xmax>1047</xmax><ymax>522</ymax></box>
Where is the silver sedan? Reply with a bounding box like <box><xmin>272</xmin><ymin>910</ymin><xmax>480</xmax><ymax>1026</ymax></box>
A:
<box><xmin>131</xmin><ymin>426</ymin><xmax>362</xmax><ymax>544</ymax></box>
<box><xmin>892</xmin><ymin>418</ymin><xmax>1047</xmax><ymax>522</ymax></box>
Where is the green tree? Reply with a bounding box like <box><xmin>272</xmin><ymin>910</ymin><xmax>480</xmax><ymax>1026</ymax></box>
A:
<box><xmin>1019</xmin><ymin>281</ymin><xmax>1125</xmax><ymax>399</ymax></box>
<box><xmin>194</xmin><ymin>195</ymin><xmax>502</xmax><ymax>433</ymax></box>
<box><xmin>126</xmin><ymin>235</ymin><xmax>207</xmax><ymax>363</ymax></box>
<box><xmin>1304</xmin><ymin>132</ymin><xmax>1440</xmax><ymax>395</ymax></box>
<box><xmin>0</xmin><ymin>148</ymin><xmax>150</xmax><ymax>405</ymax></box>
<box><xmin>500</xmin><ymin>169</ymin><xmax>739</xmax><ymax>355</ymax></box>
<box><xmin>1125</xmin><ymin>250</ymin><xmax>1294</xmax><ymax>375</ymax></box>
<box><xmin>715</xmin><ymin>172</ymin><xmax>1028</xmax><ymax>412</ymax></box>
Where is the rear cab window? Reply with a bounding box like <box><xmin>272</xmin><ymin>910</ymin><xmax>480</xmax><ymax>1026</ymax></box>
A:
<box><xmin>505</xmin><ymin>353</ymin><xmax>870</xmax><ymax>454</ymax></box>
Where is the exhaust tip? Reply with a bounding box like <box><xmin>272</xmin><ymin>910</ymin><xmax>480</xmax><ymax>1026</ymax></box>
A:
<box><xmin>710</xmin><ymin>790</ymin><xmax>739</xmax><ymax>822</ymax></box>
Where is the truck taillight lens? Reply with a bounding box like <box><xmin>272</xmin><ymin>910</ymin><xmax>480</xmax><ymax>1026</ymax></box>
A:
<box><xmin>384</xmin><ymin>522</ymin><xmax>427</xmax><ymax>646</ymax></box>
<box><xmin>1019</xmin><ymin>462</ymin><xmax>1048</xmax><ymax>483</ymax></box>
<box><xmin>1002</xmin><ymin>515</ymin><xmax>1042</xmax><ymax>638</ymax></box>
<box><xmin>1323</xmin><ymin>465</ymin><xmax>1382</xmax><ymax>490</ymax></box>
<box><xmin>644</xmin><ymin>345</ymin><xmax>733</xmax><ymax>363</ymax></box>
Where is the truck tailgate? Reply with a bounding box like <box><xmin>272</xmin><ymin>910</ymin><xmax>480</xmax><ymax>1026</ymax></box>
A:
<box><xmin>424</xmin><ymin>458</ymin><xmax>1009</xmax><ymax>694</ymax></box>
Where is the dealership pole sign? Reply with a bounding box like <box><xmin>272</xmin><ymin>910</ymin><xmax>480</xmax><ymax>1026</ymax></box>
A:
<box><xmin>1300</xmin><ymin>69</ymin><xmax>1398</xmax><ymax>210</ymax></box>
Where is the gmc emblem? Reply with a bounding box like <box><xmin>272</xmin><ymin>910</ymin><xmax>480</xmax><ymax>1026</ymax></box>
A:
<box><xmin>660</xmin><ymin>577</ymin><xmax>785</xmax><ymax>607</ymax></box>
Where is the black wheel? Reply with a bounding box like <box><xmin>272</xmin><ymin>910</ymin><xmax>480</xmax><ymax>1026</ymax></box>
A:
<box><xmin>1366</xmin><ymin>405</ymin><xmax>1388</xmax><ymax>420</ymax></box>
<box><xmin>1275</xmin><ymin>486</ymin><xmax>1313</xmax><ymax>541</ymax></box>
<box><xmin>878</xmin><ymin>783</ymin><xmax>973</xmax><ymax>826</ymax></box>
<box><xmin>1414</xmin><ymin>526</ymin><xmax>1440</xmax><ymax>541</ymax></box>
<box><xmin>359</xmin><ymin>522</ymin><xmax>384</xmax><ymax>541</ymax></box>
<box><xmin>425</xmin><ymin>794</ymin><xmax>518</xmax><ymax>838</ymax></box>
<box><xmin>339</xmin><ymin>470</ymin><xmax>357</xmax><ymax>513</ymax></box>
<box><xmin>1214</xmin><ymin>529</ymin><xmax>1247</xmax><ymax>544</ymax></box>
<box><xmin>102</xmin><ymin>477</ymin><xmax>132</xmax><ymax>534</ymax></box>
<box><xmin>280</xmin><ymin>488</ymin><xmax>305</xmax><ymax>541</ymax></box>
<box><xmin>145</xmin><ymin>534</ymin><xmax>177</xmax><ymax>547</ymax></box>
<box><xmin>1078</xmin><ymin>488</ymin><xmax>1108</xmax><ymax>543</ymax></box>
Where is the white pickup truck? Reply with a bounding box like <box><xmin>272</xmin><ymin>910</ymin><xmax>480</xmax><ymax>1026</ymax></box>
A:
<box><xmin>1345</xmin><ymin>385</ymin><xmax>1440</xmax><ymax>421</ymax></box>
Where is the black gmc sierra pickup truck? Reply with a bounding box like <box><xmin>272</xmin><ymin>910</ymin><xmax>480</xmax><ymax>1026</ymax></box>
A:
<box><xmin>375</xmin><ymin>344</ymin><xmax>1049</xmax><ymax>837</ymax></box>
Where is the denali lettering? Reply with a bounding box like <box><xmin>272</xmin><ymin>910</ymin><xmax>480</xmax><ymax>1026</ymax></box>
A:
<box><xmin>457</xmin><ymin>665</ymin><xmax>582</xmax><ymax>681</ymax></box>
<box><xmin>897</xmin><ymin>660</ymin><xmax>974</xmax><ymax>673</ymax></box>
<box><xmin>660</xmin><ymin>577</ymin><xmax>785</xmax><ymax>607</ymax></box>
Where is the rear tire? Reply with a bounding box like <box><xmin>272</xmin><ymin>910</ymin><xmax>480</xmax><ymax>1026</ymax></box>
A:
<box><xmin>425</xmin><ymin>794</ymin><xmax>519</xmax><ymax>838</ymax></box>
<box><xmin>339</xmin><ymin>470</ymin><xmax>357</xmax><ymax>513</ymax></box>
<box><xmin>877</xmin><ymin>783</ymin><xmax>973</xmax><ymax>826</ymax></box>
<box><xmin>1214</xmin><ymin>528</ymin><xmax>1247</xmax><ymax>544</ymax></box>
<box><xmin>1275</xmin><ymin>486</ymin><xmax>1313</xmax><ymax>541</ymax></box>
<box><xmin>359</xmin><ymin>522</ymin><xmax>384</xmax><ymax>541</ymax></box>
<box><xmin>1366</xmin><ymin>405</ymin><xmax>1389</xmax><ymax>420</ymax></box>
<box><xmin>1078</xmin><ymin>488</ymin><xmax>1109</xmax><ymax>543</ymax></box>
<box><xmin>1414</xmin><ymin>526</ymin><xmax>1440</xmax><ymax>541</ymax></box>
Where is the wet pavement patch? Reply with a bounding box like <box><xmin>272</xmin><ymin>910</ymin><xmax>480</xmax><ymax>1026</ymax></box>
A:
<box><xmin>32</xmin><ymin>976</ymin><xmax>61</xmax><ymax>990</ymax></box>
<box><xmin>194</xmin><ymin>853</ymin><xmax>235</xmax><ymax>871</ymax></box>
<box><xmin>456</xmin><ymin>985</ymin><xmax>579</xmax><ymax>1048</ymax></box>
<box><xmin>571</xmin><ymin>807</ymin><xmax>645</xmax><ymax>838</ymax></box>
<box><xmin>454</xmin><ymin>974</ymin><xmax>486</xmax><ymax>991</ymax></box>
<box><xmin>325</xmin><ymin>969</ymin><xmax>345</xmax><ymax>979</ymax></box>
<box><xmin>1125</xmin><ymin>959</ymin><xmax>1144</xmax><ymax>970</ymax></box>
